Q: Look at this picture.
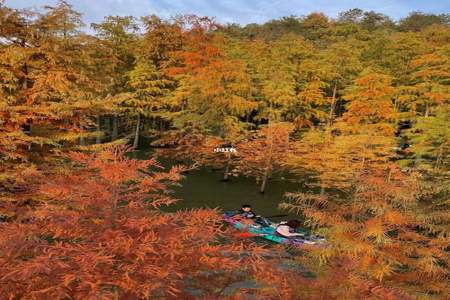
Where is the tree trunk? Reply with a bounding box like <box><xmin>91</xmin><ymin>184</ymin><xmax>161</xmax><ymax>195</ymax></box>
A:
<box><xmin>425</xmin><ymin>103</ymin><xmax>429</xmax><ymax>117</ymax></box>
<box><xmin>393</xmin><ymin>97</ymin><xmax>399</xmax><ymax>113</ymax></box>
<box><xmin>105</xmin><ymin>116</ymin><xmax>112</xmax><ymax>140</ymax></box>
<box><xmin>260</xmin><ymin>168</ymin><xmax>269</xmax><ymax>193</ymax></box>
<box><xmin>159</xmin><ymin>119</ymin><xmax>164</xmax><ymax>134</ymax></box>
<box><xmin>112</xmin><ymin>115</ymin><xmax>118</xmax><ymax>139</ymax></box>
<box><xmin>223</xmin><ymin>163</ymin><xmax>230</xmax><ymax>181</ymax></box>
<box><xmin>22</xmin><ymin>59</ymin><xmax>28</xmax><ymax>90</ymax></box>
<box><xmin>435</xmin><ymin>143</ymin><xmax>444</xmax><ymax>170</ymax></box>
<box><xmin>79</xmin><ymin>124</ymin><xmax>86</xmax><ymax>146</ymax></box>
<box><xmin>223</xmin><ymin>155</ymin><xmax>231</xmax><ymax>181</ymax></box>
<box><xmin>259</xmin><ymin>119</ymin><xmax>274</xmax><ymax>194</ymax></box>
<box><xmin>151</xmin><ymin>117</ymin><xmax>156</xmax><ymax>131</ymax></box>
<box><xmin>96</xmin><ymin>115</ymin><xmax>102</xmax><ymax>144</ymax></box>
<box><xmin>133</xmin><ymin>114</ymin><xmax>141</xmax><ymax>149</ymax></box>
<box><xmin>328</xmin><ymin>83</ymin><xmax>338</xmax><ymax>126</ymax></box>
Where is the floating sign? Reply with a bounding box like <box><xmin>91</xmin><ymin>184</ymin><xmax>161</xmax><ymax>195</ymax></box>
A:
<box><xmin>214</xmin><ymin>147</ymin><xmax>237</xmax><ymax>153</ymax></box>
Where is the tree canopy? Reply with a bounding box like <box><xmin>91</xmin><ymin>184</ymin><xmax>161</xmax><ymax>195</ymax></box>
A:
<box><xmin>1</xmin><ymin>1</ymin><xmax>449</xmax><ymax>298</ymax></box>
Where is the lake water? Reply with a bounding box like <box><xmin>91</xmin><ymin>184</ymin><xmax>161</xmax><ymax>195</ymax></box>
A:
<box><xmin>131</xmin><ymin>148</ymin><xmax>305</xmax><ymax>221</ymax></box>
<box><xmin>130</xmin><ymin>147</ymin><xmax>310</xmax><ymax>295</ymax></box>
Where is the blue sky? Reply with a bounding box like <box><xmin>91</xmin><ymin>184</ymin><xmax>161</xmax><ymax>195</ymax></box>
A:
<box><xmin>7</xmin><ymin>0</ymin><xmax>450</xmax><ymax>25</ymax></box>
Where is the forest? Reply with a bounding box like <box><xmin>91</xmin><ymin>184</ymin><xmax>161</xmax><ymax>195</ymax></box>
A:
<box><xmin>0</xmin><ymin>0</ymin><xmax>449</xmax><ymax>299</ymax></box>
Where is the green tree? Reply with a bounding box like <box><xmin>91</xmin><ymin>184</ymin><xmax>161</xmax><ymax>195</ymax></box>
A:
<box><xmin>122</xmin><ymin>59</ymin><xmax>172</xmax><ymax>148</ymax></box>
<box><xmin>338</xmin><ymin>8</ymin><xmax>395</xmax><ymax>31</ymax></box>
<box><xmin>407</xmin><ymin>106</ymin><xmax>449</xmax><ymax>171</ymax></box>
<box><xmin>399</xmin><ymin>12</ymin><xmax>450</xmax><ymax>32</ymax></box>
<box><xmin>91</xmin><ymin>15</ymin><xmax>139</xmax><ymax>140</ymax></box>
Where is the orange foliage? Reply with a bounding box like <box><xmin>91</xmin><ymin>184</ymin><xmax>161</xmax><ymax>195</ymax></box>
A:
<box><xmin>342</xmin><ymin>70</ymin><xmax>396</xmax><ymax>128</ymax></box>
<box><xmin>154</xmin><ymin>131</ymin><xmax>233</xmax><ymax>170</ymax></box>
<box><xmin>0</xmin><ymin>1</ymin><xmax>115</xmax><ymax>222</ymax></box>
<box><xmin>283</xmin><ymin>165</ymin><xmax>450</xmax><ymax>299</ymax></box>
<box><xmin>234</xmin><ymin>122</ymin><xmax>295</xmax><ymax>193</ymax></box>
<box><xmin>0</xmin><ymin>147</ymin><xmax>293</xmax><ymax>299</ymax></box>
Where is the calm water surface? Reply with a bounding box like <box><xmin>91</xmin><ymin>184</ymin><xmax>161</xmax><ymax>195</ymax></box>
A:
<box><xmin>131</xmin><ymin>148</ymin><xmax>306</xmax><ymax>221</ymax></box>
<box><xmin>130</xmin><ymin>148</ymin><xmax>309</xmax><ymax>295</ymax></box>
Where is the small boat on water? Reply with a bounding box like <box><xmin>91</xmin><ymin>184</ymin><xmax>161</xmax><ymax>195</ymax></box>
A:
<box><xmin>223</xmin><ymin>212</ymin><xmax>326</xmax><ymax>247</ymax></box>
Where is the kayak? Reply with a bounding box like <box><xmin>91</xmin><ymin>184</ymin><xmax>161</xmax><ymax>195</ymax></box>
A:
<box><xmin>223</xmin><ymin>212</ymin><xmax>326</xmax><ymax>247</ymax></box>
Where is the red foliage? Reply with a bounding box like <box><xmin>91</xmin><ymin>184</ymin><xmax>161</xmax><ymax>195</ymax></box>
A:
<box><xmin>0</xmin><ymin>147</ymin><xmax>292</xmax><ymax>299</ymax></box>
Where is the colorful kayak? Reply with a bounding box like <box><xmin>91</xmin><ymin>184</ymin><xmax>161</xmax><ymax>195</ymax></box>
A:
<box><xmin>223</xmin><ymin>212</ymin><xmax>326</xmax><ymax>247</ymax></box>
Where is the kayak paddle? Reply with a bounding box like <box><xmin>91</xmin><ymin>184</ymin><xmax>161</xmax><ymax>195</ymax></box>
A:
<box><xmin>262</xmin><ymin>214</ymin><xmax>288</xmax><ymax>218</ymax></box>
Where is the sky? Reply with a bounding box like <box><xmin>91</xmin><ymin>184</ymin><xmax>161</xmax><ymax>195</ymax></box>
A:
<box><xmin>6</xmin><ymin>0</ymin><xmax>450</xmax><ymax>26</ymax></box>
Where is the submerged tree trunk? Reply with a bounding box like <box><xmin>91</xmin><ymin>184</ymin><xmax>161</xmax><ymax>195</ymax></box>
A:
<box><xmin>105</xmin><ymin>116</ymin><xmax>112</xmax><ymax>140</ymax></box>
<box><xmin>159</xmin><ymin>119</ymin><xmax>164</xmax><ymax>134</ymax></box>
<box><xmin>223</xmin><ymin>163</ymin><xmax>230</xmax><ymax>181</ymax></box>
<box><xmin>79</xmin><ymin>126</ymin><xmax>86</xmax><ymax>146</ymax></box>
<box><xmin>133</xmin><ymin>114</ymin><xmax>141</xmax><ymax>149</ymax></box>
<box><xmin>112</xmin><ymin>115</ymin><xmax>118</xmax><ymax>140</ymax></box>
<box><xmin>260</xmin><ymin>119</ymin><xmax>274</xmax><ymax>194</ymax></box>
<box><xmin>260</xmin><ymin>167</ymin><xmax>269</xmax><ymax>193</ymax></box>
<box><xmin>96</xmin><ymin>115</ymin><xmax>102</xmax><ymax>144</ymax></box>
<box><xmin>223</xmin><ymin>154</ymin><xmax>231</xmax><ymax>181</ymax></box>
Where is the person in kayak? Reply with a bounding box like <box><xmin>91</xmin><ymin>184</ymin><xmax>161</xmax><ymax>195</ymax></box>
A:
<box><xmin>239</xmin><ymin>204</ymin><xmax>257</xmax><ymax>219</ymax></box>
<box><xmin>224</xmin><ymin>205</ymin><xmax>257</xmax><ymax>219</ymax></box>
<box><xmin>224</xmin><ymin>205</ymin><xmax>272</xmax><ymax>227</ymax></box>
<box><xmin>275</xmin><ymin>220</ymin><xmax>305</xmax><ymax>238</ymax></box>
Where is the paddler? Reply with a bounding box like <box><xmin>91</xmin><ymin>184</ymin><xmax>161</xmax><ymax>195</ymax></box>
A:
<box><xmin>275</xmin><ymin>220</ymin><xmax>305</xmax><ymax>238</ymax></box>
<box><xmin>224</xmin><ymin>205</ymin><xmax>272</xmax><ymax>227</ymax></box>
<box><xmin>239</xmin><ymin>204</ymin><xmax>257</xmax><ymax>219</ymax></box>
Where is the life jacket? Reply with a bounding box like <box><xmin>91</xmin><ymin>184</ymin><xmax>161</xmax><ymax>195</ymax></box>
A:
<box><xmin>240</xmin><ymin>209</ymin><xmax>256</xmax><ymax>219</ymax></box>
<box><xmin>224</xmin><ymin>209</ymin><xmax>256</xmax><ymax>219</ymax></box>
